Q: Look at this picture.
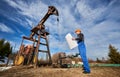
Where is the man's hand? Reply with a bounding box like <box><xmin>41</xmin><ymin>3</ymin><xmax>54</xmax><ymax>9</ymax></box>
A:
<box><xmin>72</xmin><ymin>37</ymin><xmax>75</xmax><ymax>40</ymax></box>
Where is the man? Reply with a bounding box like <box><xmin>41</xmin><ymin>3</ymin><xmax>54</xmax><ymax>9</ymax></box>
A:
<box><xmin>72</xmin><ymin>29</ymin><xmax>91</xmax><ymax>74</ymax></box>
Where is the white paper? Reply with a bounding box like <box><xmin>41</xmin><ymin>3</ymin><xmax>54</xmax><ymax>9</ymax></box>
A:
<box><xmin>65</xmin><ymin>33</ymin><xmax>78</xmax><ymax>49</ymax></box>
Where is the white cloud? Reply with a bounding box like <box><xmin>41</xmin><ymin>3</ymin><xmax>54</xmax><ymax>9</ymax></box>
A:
<box><xmin>73</xmin><ymin>0</ymin><xmax>120</xmax><ymax>59</ymax></box>
<box><xmin>42</xmin><ymin>3</ymin><xmax>81</xmax><ymax>54</ymax></box>
<box><xmin>2</xmin><ymin>0</ymin><xmax>120</xmax><ymax>60</ymax></box>
<box><xmin>0</xmin><ymin>23</ymin><xmax>14</xmax><ymax>33</ymax></box>
<box><xmin>85</xmin><ymin>19</ymin><xmax>120</xmax><ymax>59</ymax></box>
<box><xmin>76</xmin><ymin>0</ymin><xmax>107</xmax><ymax>27</ymax></box>
<box><xmin>4</xmin><ymin>0</ymin><xmax>47</xmax><ymax>28</ymax></box>
<box><xmin>17</xmin><ymin>1</ymin><xmax>47</xmax><ymax>20</ymax></box>
<box><xmin>4</xmin><ymin>0</ymin><xmax>78</xmax><ymax>36</ymax></box>
<box><xmin>4</xmin><ymin>0</ymin><xmax>18</xmax><ymax>8</ymax></box>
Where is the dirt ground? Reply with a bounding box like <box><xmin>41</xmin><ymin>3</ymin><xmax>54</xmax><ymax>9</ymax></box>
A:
<box><xmin>0</xmin><ymin>66</ymin><xmax>120</xmax><ymax>77</ymax></box>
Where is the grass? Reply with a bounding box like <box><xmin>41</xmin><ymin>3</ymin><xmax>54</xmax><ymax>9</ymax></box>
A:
<box><xmin>0</xmin><ymin>66</ymin><xmax>120</xmax><ymax>77</ymax></box>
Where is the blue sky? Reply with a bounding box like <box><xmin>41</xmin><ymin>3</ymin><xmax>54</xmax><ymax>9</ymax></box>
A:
<box><xmin>0</xmin><ymin>0</ymin><xmax>120</xmax><ymax>60</ymax></box>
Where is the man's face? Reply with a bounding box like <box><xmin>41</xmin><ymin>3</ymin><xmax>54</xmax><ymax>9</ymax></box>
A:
<box><xmin>76</xmin><ymin>31</ymin><xmax>81</xmax><ymax>34</ymax></box>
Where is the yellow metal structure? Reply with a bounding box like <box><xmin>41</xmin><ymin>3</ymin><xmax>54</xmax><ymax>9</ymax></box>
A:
<box><xmin>14</xmin><ymin>55</ymin><xmax>24</xmax><ymax>65</ymax></box>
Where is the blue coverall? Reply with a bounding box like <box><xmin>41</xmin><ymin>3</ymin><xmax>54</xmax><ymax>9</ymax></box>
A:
<box><xmin>78</xmin><ymin>41</ymin><xmax>90</xmax><ymax>72</ymax></box>
<box><xmin>75</xmin><ymin>33</ymin><xmax>90</xmax><ymax>72</ymax></box>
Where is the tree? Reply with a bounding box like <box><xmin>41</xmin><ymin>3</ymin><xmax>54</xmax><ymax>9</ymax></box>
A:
<box><xmin>108</xmin><ymin>44</ymin><xmax>120</xmax><ymax>64</ymax></box>
<box><xmin>0</xmin><ymin>39</ymin><xmax>12</xmax><ymax>62</ymax></box>
<box><xmin>96</xmin><ymin>58</ymin><xmax>102</xmax><ymax>63</ymax></box>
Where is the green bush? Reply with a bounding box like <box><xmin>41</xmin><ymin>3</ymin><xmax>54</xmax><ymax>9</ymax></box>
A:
<box><xmin>108</xmin><ymin>44</ymin><xmax>120</xmax><ymax>64</ymax></box>
<box><xmin>0</xmin><ymin>39</ymin><xmax>12</xmax><ymax>62</ymax></box>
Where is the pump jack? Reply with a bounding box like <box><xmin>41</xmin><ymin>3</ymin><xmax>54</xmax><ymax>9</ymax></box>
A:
<box><xmin>14</xmin><ymin>6</ymin><xmax>59</xmax><ymax>68</ymax></box>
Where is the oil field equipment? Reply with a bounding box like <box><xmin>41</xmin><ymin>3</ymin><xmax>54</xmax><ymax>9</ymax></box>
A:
<box><xmin>14</xmin><ymin>6</ymin><xmax>59</xmax><ymax>68</ymax></box>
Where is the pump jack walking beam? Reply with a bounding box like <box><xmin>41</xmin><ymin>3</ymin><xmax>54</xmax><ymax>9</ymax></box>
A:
<box><xmin>30</xmin><ymin>6</ymin><xmax>59</xmax><ymax>38</ymax></box>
